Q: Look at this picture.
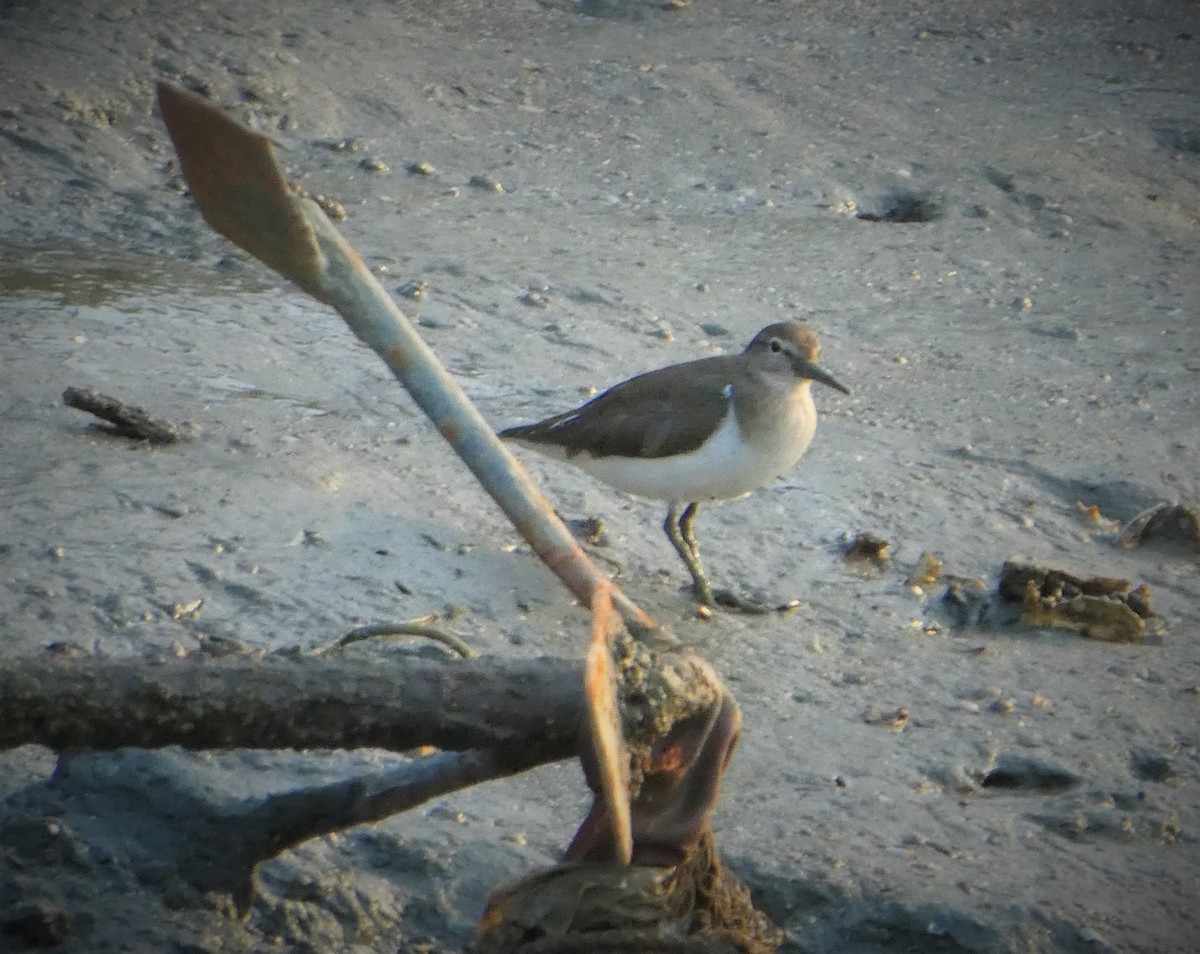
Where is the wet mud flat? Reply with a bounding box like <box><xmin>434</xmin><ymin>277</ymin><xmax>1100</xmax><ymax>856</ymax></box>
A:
<box><xmin>3</xmin><ymin>1</ymin><xmax>1200</xmax><ymax>951</ymax></box>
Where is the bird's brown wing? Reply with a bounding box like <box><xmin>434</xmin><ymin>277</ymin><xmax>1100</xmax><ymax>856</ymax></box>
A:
<box><xmin>501</xmin><ymin>355</ymin><xmax>736</xmax><ymax>460</ymax></box>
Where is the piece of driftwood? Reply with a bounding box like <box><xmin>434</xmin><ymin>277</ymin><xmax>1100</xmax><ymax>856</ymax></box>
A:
<box><xmin>0</xmin><ymin>651</ymin><xmax>587</xmax><ymax>916</ymax></box>
<box><xmin>0</xmin><ymin>654</ymin><xmax>582</xmax><ymax>754</ymax></box>
<box><xmin>0</xmin><ymin>83</ymin><xmax>774</xmax><ymax>951</ymax></box>
<box><xmin>3</xmin><ymin>745</ymin><xmax>540</xmax><ymax>920</ymax></box>
<box><xmin>477</xmin><ymin>829</ymin><xmax>782</xmax><ymax>954</ymax></box>
<box><xmin>580</xmin><ymin>584</ymin><xmax>633</xmax><ymax>865</ymax></box>
<box><xmin>152</xmin><ymin>77</ymin><xmax>751</xmax><ymax>895</ymax></box>
<box><xmin>0</xmin><ymin>637</ymin><xmax>738</xmax><ymax>930</ymax></box>
<box><xmin>62</xmin><ymin>385</ymin><xmax>194</xmax><ymax>443</ymax></box>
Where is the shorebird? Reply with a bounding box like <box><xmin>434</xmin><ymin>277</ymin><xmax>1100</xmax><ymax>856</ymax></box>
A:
<box><xmin>501</xmin><ymin>322</ymin><xmax>848</xmax><ymax>611</ymax></box>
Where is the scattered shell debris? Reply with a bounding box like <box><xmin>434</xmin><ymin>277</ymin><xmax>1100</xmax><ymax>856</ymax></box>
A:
<box><xmin>999</xmin><ymin>561</ymin><xmax>1154</xmax><ymax>644</ymax></box>
<box><xmin>1075</xmin><ymin>500</ymin><xmax>1121</xmax><ymax>531</ymax></box>
<box><xmin>287</xmin><ymin>180</ymin><xmax>348</xmax><ymax>221</ymax></box>
<box><xmin>171</xmin><ymin>597</ymin><xmax>203</xmax><ymax>621</ymax></box>
<box><xmin>1116</xmin><ymin>502</ymin><xmax>1199</xmax><ymax>551</ymax></box>
<box><xmin>310</xmin><ymin>193</ymin><xmax>346</xmax><ymax>221</ymax></box>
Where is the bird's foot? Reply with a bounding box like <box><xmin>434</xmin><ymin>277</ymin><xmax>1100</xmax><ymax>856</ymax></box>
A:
<box><xmin>694</xmin><ymin>581</ymin><xmax>801</xmax><ymax>615</ymax></box>
<box><xmin>711</xmin><ymin>587</ymin><xmax>772</xmax><ymax>614</ymax></box>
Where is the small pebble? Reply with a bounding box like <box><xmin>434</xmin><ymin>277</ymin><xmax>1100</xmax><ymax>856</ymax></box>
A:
<box><xmin>399</xmin><ymin>280</ymin><xmax>428</xmax><ymax>301</ymax></box>
<box><xmin>469</xmin><ymin>174</ymin><xmax>504</xmax><ymax>194</ymax></box>
<box><xmin>311</xmin><ymin>194</ymin><xmax>347</xmax><ymax>221</ymax></box>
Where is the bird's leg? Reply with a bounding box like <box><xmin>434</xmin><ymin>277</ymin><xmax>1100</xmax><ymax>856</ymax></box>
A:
<box><xmin>677</xmin><ymin>502</ymin><xmax>702</xmax><ymax>564</ymax></box>
<box><xmin>664</xmin><ymin>503</ymin><xmax>717</xmax><ymax>608</ymax></box>
<box><xmin>677</xmin><ymin>503</ymin><xmax>773</xmax><ymax>615</ymax></box>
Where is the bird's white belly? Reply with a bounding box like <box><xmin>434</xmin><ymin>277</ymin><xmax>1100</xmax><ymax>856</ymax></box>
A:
<box><xmin>567</xmin><ymin>406</ymin><xmax>815</xmax><ymax>504</ymax></box>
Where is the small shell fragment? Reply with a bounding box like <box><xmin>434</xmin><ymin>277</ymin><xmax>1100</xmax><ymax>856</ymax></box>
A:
<box><xmin>1116</xmin><ymin>502</ymin><xmax>1199</xmax><ymax>550</ymax></box>
<box><xmin>171</xmin><ymin>598</ymin><xmax>203</xmax><ymax>620</ymax></box>
<box><xmin>320</xmin><ymin>137</ymin><xmax>365</xmax><ymax>153</ymax></box>
<box><xmin>907</xmin><ymin>551</ymin><xmax>943</xmax><ymax>587</ymax></box>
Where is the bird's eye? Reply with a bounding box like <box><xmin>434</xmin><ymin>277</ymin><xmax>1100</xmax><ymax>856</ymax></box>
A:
<box><xmin>769</xmin><ymin>338</ymin><xmax>783</xmax><ymax>353</ymax></box>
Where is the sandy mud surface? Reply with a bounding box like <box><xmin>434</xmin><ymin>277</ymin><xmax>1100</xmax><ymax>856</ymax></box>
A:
<box><xmin>2</xmin><ymin>1</ymin><xmax>1199</xmax><ymax>951</ymax></box>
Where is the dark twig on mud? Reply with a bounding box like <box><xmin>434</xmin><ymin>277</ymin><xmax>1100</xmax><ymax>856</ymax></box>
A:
<box><xmin>314</xmin><ymin>617</ymin><xmax>477</xmax><ymax>658</ymax></box>
<box><xmin>62</xmin><ymin>386</ymin><xmax>193</xmax><ymax>443</ymax></box>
